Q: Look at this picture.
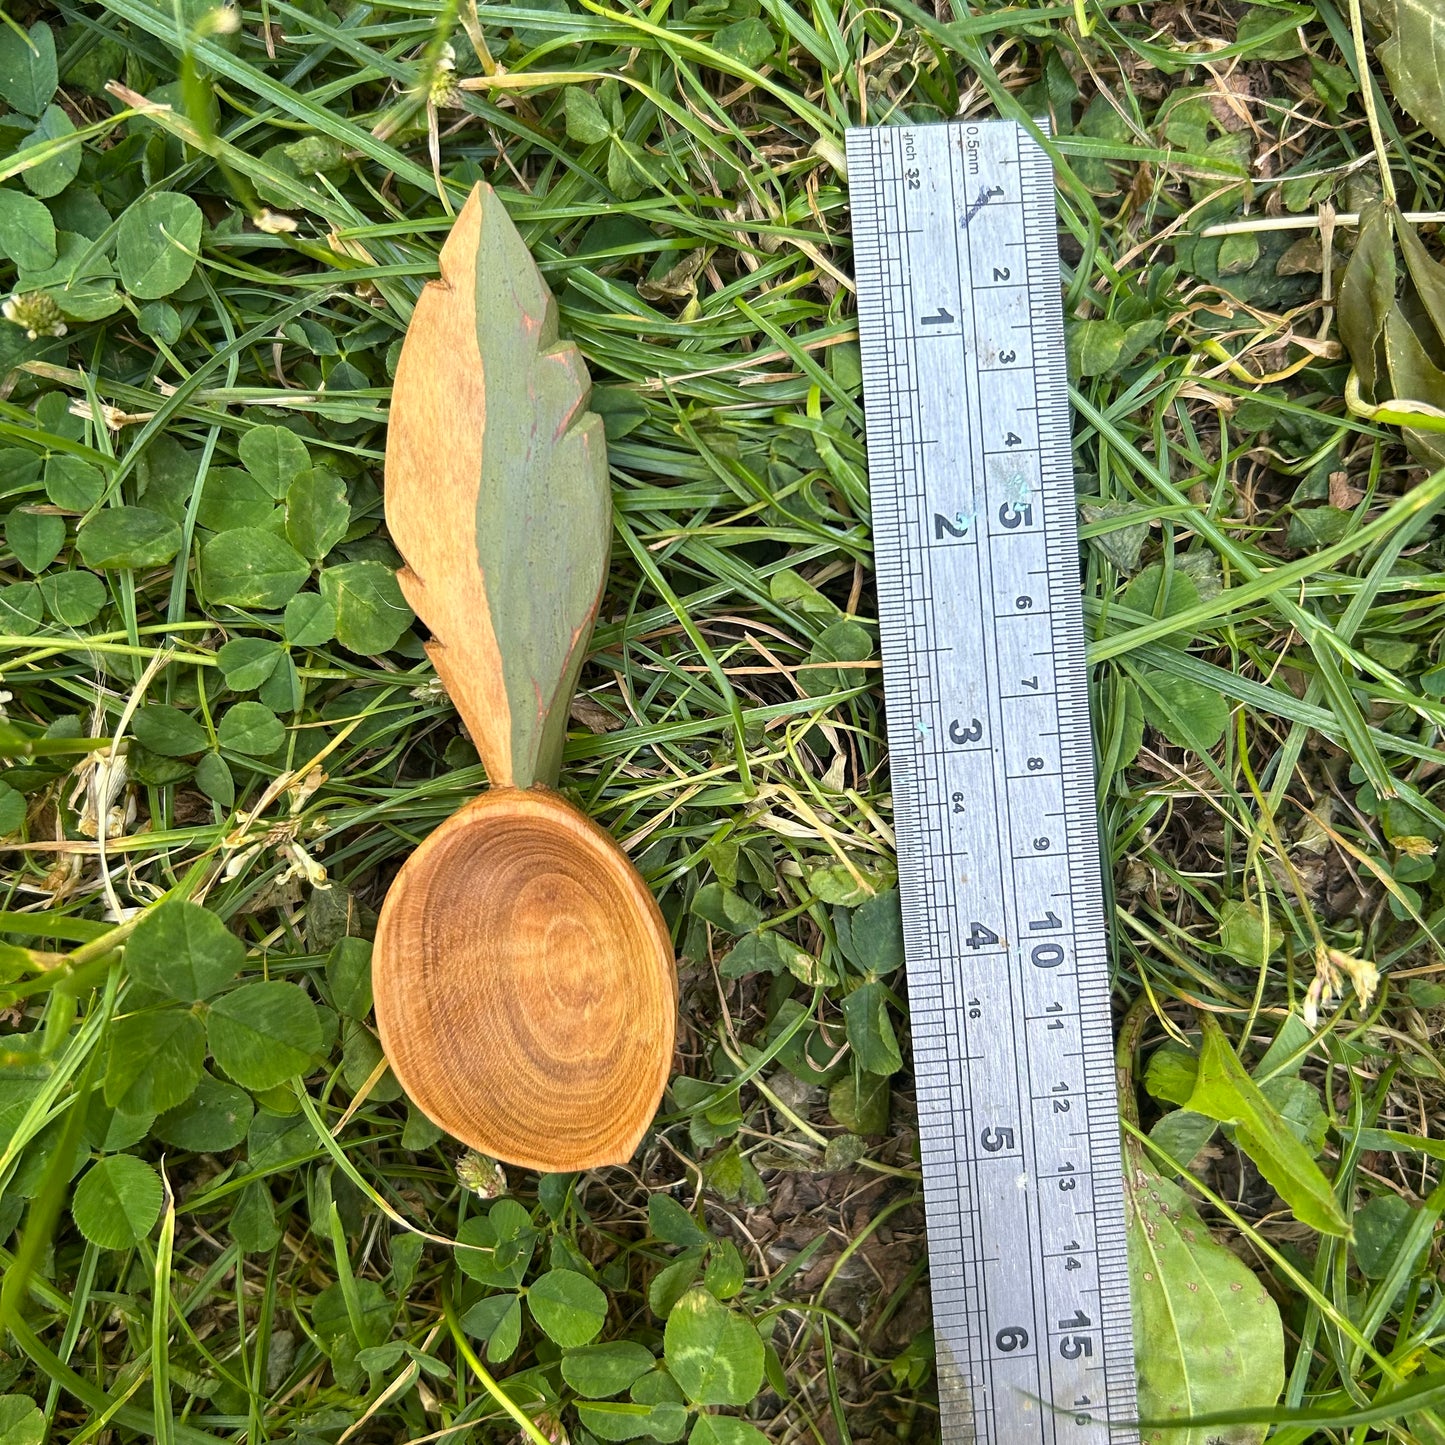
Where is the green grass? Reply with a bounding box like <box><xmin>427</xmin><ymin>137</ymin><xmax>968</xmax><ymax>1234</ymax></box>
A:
<box><xmin>3</xmin><ymin>0</ymin><xmax>1445</xmax><ymax>1440</ymax></box>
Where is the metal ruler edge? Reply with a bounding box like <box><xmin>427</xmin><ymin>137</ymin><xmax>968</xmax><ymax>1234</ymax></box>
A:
<box><xmin>846</xmin><ymin>120</ymin><xmax>1138</xmax><ymax>1444</ymax></box>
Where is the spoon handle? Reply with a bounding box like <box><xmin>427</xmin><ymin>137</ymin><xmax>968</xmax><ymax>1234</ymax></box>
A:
<box><xmin>385</xmin><ymin>183</ymin><xmax>610</xmax><ymax>790</ymax></box>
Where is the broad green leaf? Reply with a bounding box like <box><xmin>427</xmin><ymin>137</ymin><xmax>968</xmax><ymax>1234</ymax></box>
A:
<box><xmin>18</xmin><ymin>105</ymin><xmax>80</xmax><ymax>198</ymax></box>
<box><xmin>564</xmin><ymin>86</ymin><xmax>613</xmax><ymax>144</ymax></box>
<box><xmin>690</xmin><ymin>882</ymin><xmax>762</xmax><ymax>936</ymax></box>
<box><xmin>71</xmin><ymin>1154</ymin><xmax>164</xmax><ymax>1250</ymax></box>
<box><xmin>0</xmin><ymin>22</ymin><xmax>57</xmax><ymax>116</ymax></box>
<box><xmin>104</xmin><ymin>1009</ymin><xmax>205</xmax><ymax>1113</ymax></box>
<box><xmin>649</xmin><ymin>1193</ymin><xmax>708</xmax><ymax>1248</ymax></box>
<box><xmin>577</xmin><ymin>1402</ymin><xmax>688</xmax><ymax>1443</ymax></box>
<box><xmin>218</xmin><ymin>637</ymin><xmax>283</xmax><ymax>691</ymax></box>
<box><xmin>649</xmin><ymin>1251</ymin><xmax>704</xmax><ymax>1318</ymax></box>
<box><xmin>326</xmin><ymin>937</ymin><xmax>373</xmax><ymax>1020</ymax></box>
<box><xmin>195</xmin><ymin>752</ymin><xmax>234</xmax><ymax>808</ymax></box>
<box><xmin>1120</xmin><ymin>564</ymin><xmax>1200</xmax><ymax>648</ymax></box>
<box><xmin>197</xmin><ymin>467</ymin><xmax>274</xmax><ymax>532</ymax></box>
<box><xmin>455</xmin><ymin>1212</ymin><xmax>534</xmax><ymax>1289</ymax></box>
<box><xmin>529</xmin><ymin>1267</ymin><xmax>608</xmax><ymax>1347</ymax></box>
<box><xmin>0</xmin><ymin>581</ymin><xmax>43</xmax><ymax>635</ymax></box>
<box><xmin>703</xmin><ymin>1239</ymin><xmax>744</xmax><ymax>1300</ymax></box>
<box><xmin>16</xmin><ymin>231</ymin><xmax>118</xmax><ymax>319</ymax></box>
<box><xmin>0</xmin><ymin>780</ymin><xmax>24</xmax><ymax>835</ymax></box>
<box><xmin>1376</xmin><ymin>0</ymin><xmax>1445</xmax><ymax>149</ymax></box>
<box><xmin>286</xmin><ymin>467</ymin><xmax>350</xmax><ymax>559</ymax></box>
<box><xmin>718</xmin><ymin>932</ymin><xmax>788</xmax><ymax>978</ymax></box>
<box><xmin>284</xmin><ymin>592</ymin><xmax>335</xmax><ymax>646</ymax></box>
<box><xmin>319</xmin><ymin>560</ymin><xmax>411</xmax><ymax>654</ymax></box>
<box><xmin>201</xmin><ymin>528</ymin><xmax>310</xmax><ymax>609</ymax></box>
<box><xmin>116</xmin><ymin>193</ymin><xmax>204</xmax><ymax>299</ymax></box>
<box><xmin>218</xmin><ymin>701</ymin><xmax>284</xmax><ymax>756</ymax></box>
<box><xmin>153</xmin><ymin>1070</ymin><xmax>253</xmax><ymax>1151</ymax></box>
<box><xmin>340</xmin><ymin>1017</ymin><xmax>401</xmax><ymax>1100</ymax></box>
<box><xmin>712</xmin><ymin>17</ymin><xmax>773</xmax><ymax>67</ymax></box>
<box><xmin>663</xmin><ymin>1288</ymin><xmax>764</xmax><ymax>1407</ymax></box>
<box><xmin>313</xmin><ymin>1277</ymin><xmax>392</xmax><ymax>1349</ymax></box>
<box><xmin>487</xmin><ymin>1295</ymin><xmax>523</xmax><ymax>1362</ymax></box>
<box><xmin>44</xmin><ymin>454</ymin><xmax>103</xmax><ymax>512</ymax></box>
<box><xmin>131</xmin><ymin>704</ymin><xmax>207</xmax><ymax>758</ymax></box>
<box><xmin>840</xmin><ymin>979</ymin><xmax>903</xmax><ymax>1076</ymax></box>
<box><xmin>386</xmin><ymin>183</ymin><xmax>609</xmax><ymax>789</ymax></box>
<box><xmin>138</xmin><ymin>301</ymin><xmax>181</xmax><ymax>344</ymax></box>
<box><xmin>76</xmin><ymin>507</ymin><xmax>182</xmax><ymax>570</ymax></box>
<box><xmin>0</xmin><ymin>189</ymin><xmax>56</xmax><ymax>271</ymax></box>
<box><xmin>1144</xmin><ymin>1044</ymin><xmax>1197</xmax><ymax>1106</ymax></box>
<box><xmin>6</xmin><ymin>509</ymin><xmax>64</xmax><ymax>574</ymax></box>
<box><xmin>769</xmin><ymin>567</ymin><xmax>837</xmax><ymax>615</ymax></box>
<box><xmin>836</xmin><ymin>888</ymin><xmax>904</xmax><ymax>975</ymax></box>
<box><xmin>700</xmin><ymin>1141</ymin><xmax>765</xmax><ymax>1205</ymax></box>
<box><xmin>1127</xmin><ymin>1162</ymin><xmax>1284</xmax><ymax>1443</ymax></box>
<box><xmin>230</xmin><ymin>1179</ymin><xmax>281</xmax><ymax>1252</ymax></box>
<box><xmin>207</xmin><ymin>980</ymin><xmax>322</xmax><ymax>1089</ymax></box>
<box><xmin>126</xmin><ymin>898</ymin><xmax>243</xmax><ymax>1001</ymax></box>
<box><xmin>0</xmin><ymin>1394</ymin><xmax>45</xmax><ymax>1445</ymax></box>
<box><xmin>1067</xmin><ymin>317</ymin><xmax>1126</xmax><ymax>378</ymax></box>
<box><xmin>800</xmin><ymin>619</ymin><xmax>873</xmax><ymax>697</ymax></box>
<box><xmin>258</xmin><ymin>655</ymin><xmax>302</xmax><ymax>713</ymax></box>
<box><xmin>607</xmin><ymin>140</ymin><xmax>646</xmax><ymax>201</ymax></box>
<box><xmin>1133</xmin><ymin>668</ymin><xmax>1229</xmax><ymax>757</ymax></box>
<box><xmin>807</xmin><ymin>854</ymin><xmax>895</xmax><ymax>905</ymax></box>
<box><xmin>461</xmin><ymin>1293</ymin><xmax>523</xmax><ymax>1360</ymax></box>
<box><xmin>689</xmin><ymin>1419</ymin><xmax>769</xmax><ymax>1445</ymax></box>
<box><xmin>39</xmin><ymin>570</ymin><xmax>105</xmax><ymax>626</ymax></box>
<box><xmin>829</xmin><ymin>1069</ymin><xmax>890</xmax><ymax>1135</ymax></box>
<box><xmin>563</xmin><ymin>1342</ymin><xmax>657</xmax><ymax>1398</ymax></box>
<box><xmin>1217</xmin><ymin>899</ymin><xmax>1273</xmax><ymax>967</ymax></box>
<box><xmin>1337</xmin><ymin>201</ymin><xmax>1395</xmax><ymax>398</ymax></box>
<box><xmin>1398</xmin><ymin>215</ymin><xmax>1445</xmax><ymax>343</ymax></box>
<box><xmin>239</xmin><ymin>425</ymin><xmax>310</xmax><ymax>498</ymax></box>
<box><xmin>1384</xmin><ymin>304</ymin><xmax>1445</xmax><ymax>465</ymax></box>
<box><xmin>1261</xmin><ymin>1075</ymin><xmax>1328</xmax><ymax>1156</ymax></box>
<box><xmin>1354</xmin><ymin>1194</ymin><xmax>1418</xmax><ymax>1279</ymax></box>
<box><xmin>1185</xmin><ymin>1016</ymin><xmax>1351</xmax><ymax>1237</ymax></box>
<box><xmin>1081</xmin><ymin>498</ymin><xmax>1151</xmax><ymax>574</ymax></box>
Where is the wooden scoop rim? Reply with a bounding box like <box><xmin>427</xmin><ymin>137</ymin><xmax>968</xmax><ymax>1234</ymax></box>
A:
<box><xmin>372</xmin><ymin>785</ymin><xmax>677</xmax><ymax>1173</ymax></box>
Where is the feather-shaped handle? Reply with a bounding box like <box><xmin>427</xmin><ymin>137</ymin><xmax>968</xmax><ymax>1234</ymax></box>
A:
<box><xmin>385</xmin><ymin>184</ymin><xmax>611</xmax><ymax>790</ymax></box>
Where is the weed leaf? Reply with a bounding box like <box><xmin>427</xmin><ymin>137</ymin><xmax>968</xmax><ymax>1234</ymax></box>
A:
<box><xmin>1185</xmin><ymin>1017</ymin><xmax>1351</xmax><ymax>1238</ymax></box>
<box><xmin>529</xmin><ymin>1268</ymin><xmax>608</xmax><ymax>1347</ymax></box>
<box><xmin>126</xmin><ymin>899</ymin><xmax>244</xmax><ymax>1001</ymax></box>
<box><xmin>207</xmin><ymin>981</ymin><xmax>322</xmax><ymax>1089</ymax></box>
<box><xmin>1127</xmin><ymin>1161</ymin><xmax>1284</xmax><ymax>1443</ymax></box>
<box><xmin>664</xmin><ymin>1288</ymin><xmax>764</xmax><ymax>1406</ymax></box>
<box><xmin>71</xmin><ymin>1154</ymin><xmax>164</xmax><ymax>1250</ymax></box>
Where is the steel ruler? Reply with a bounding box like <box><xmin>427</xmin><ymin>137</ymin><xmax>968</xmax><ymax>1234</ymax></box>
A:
<box><xmin>847</xmin><ymin>120</ymin><xmax>1137</xmax><ymax>1442</ymax></box>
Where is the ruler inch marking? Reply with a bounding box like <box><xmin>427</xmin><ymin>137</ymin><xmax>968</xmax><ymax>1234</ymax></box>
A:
<box><xmin>847</xmin><ymin>119</ymin><xmax>1138</xmax><ymax>1445</ymax></box>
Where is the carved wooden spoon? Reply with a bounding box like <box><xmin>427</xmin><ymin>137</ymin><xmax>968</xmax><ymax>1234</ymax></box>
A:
<box><xmin>373</xmin><ymin>184</ymin><xmax>676</xmax><ymax>1173</ymax></box>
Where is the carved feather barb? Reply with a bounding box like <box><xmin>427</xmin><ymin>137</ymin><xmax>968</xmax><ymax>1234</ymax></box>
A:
<box><xmin>385</xmin><ymin>183</ymin><xmax>611</xmax><ymax>790</ymax></box>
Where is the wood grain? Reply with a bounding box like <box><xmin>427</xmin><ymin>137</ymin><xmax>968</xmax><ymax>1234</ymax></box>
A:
<box><xmin>384</xmin><ymin>181</ymin><xmax>609</xmax><ymax>791</ymax></box>
<box><xmin>373</xmin><ymin>788</ymin><xmax>677</xmax><ymax>1172</ymax></box>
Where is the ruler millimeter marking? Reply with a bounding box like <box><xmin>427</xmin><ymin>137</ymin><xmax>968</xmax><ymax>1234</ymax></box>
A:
<box><xmin>848</xmin><ymin>121</ymin><xmax>1137</xmax><ymax>1443</ymax></box>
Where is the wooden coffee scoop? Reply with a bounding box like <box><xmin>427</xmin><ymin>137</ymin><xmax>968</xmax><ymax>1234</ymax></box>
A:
<box><xmin>373</xmin><ymin>183</ymin><xmax>676</xmax><ymax>1173</ymax></box>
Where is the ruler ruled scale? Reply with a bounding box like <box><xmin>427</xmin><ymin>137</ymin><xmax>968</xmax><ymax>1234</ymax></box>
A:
<box><xmin>848</xmin><ymin>121</ymin><xmax>1138</xmax><ymax>1443</ymax></box>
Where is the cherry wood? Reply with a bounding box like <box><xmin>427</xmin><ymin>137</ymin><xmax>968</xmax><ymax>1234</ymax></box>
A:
<box><xmin>374</xmin><ymin>788</ymin><xmax>676</xmax><ymax>1172</ymax></box>
<box><xmin>374</xmin><ymin>182</ymin><xmax>677</xmax><ymax>1170</ymax></box>
<box><xmin>385</xmin><ymin>181</ymin><xmax>610</xmax><ymax>791</ymax></box>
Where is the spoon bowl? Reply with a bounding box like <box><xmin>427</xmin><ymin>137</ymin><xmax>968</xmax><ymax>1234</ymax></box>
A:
<box><xmin>373</xmin><ymin>787</ymin><xmax>676</xmax><ymax>1173</ymax></box>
